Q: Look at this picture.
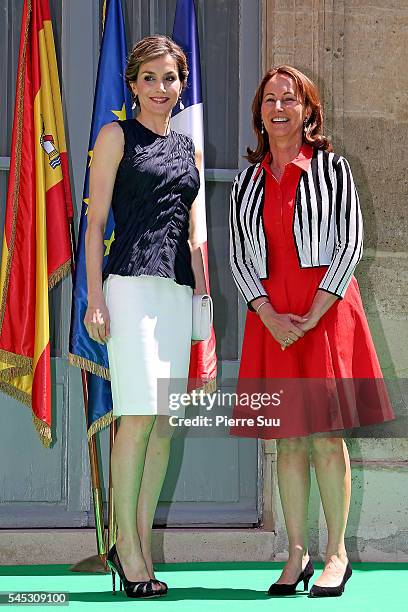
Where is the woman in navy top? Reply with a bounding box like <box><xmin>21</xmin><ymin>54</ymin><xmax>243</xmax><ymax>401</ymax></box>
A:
<box><xmin>84</xmin><ymin>35</ymin><xmax>206</xmax><ymax>598</ymax></box>
<box><xmin>102</xmin><ymin>118</ymin><xmax>198</xmax><ymax>289</ymax></box>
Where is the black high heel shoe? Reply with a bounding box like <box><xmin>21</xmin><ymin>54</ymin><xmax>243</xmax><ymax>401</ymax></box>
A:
<box><xmin>106</xmin><ymin>544</ymin><xmax>161</xmax><ymax>599</ymax></box>
<box><xmin>268</xmin><ymin>559</ymin><xmax>314</xmax><ymax>595</ymax></box>
<box><xmin>151</xmin><ymin>578</ymin><xmax>168</xmax><ymax>595</ymax></box>
<box><xmin>308</xmin><ymin>560</ymin><xmax>352</xmax><ymax>597</ymax></box>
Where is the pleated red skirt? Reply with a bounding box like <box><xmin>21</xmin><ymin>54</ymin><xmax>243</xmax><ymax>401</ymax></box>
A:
<box><xmin>230</xmin><ymin>148</ymin><xmax>394</xmax><ymax>439</ymax></box>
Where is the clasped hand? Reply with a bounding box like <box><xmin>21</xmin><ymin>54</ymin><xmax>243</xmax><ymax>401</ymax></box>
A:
<box><xmin>259</xmin><ymin>307</ymin><xmax>319</xmax><ymax>350</ymax></box>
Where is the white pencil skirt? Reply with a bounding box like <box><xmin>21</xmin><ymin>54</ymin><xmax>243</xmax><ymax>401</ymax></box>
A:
<box><xmin>103</xmin><ymin>274</ymin><xmax>193</xmax><ymax>416</ymax></box>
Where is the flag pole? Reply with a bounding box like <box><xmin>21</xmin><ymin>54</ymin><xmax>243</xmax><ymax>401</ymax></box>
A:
<box><xmin>108</xmin><ymin>419</ymin><xmax>118</xmax><ymax>552</ymax></box>
<box><xmin>108</xmin><ymin>420</ymin><xmax>121</xmax><ymax>590</ymax></box>
<box><xmin>68</xmin><ymin>221</ymin><xmax>109</xmax><ymax>573</ymax></box>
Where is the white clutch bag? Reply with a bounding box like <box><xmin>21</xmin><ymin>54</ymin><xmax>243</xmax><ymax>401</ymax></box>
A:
<box><xmin>192</xmin><ymin>294</ymin><xmax>213</xmax><ymax>341</ymax></box>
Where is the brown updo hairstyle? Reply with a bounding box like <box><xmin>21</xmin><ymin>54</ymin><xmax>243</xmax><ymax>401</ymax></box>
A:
<box><xmin>125</xmin><ymin>35</ymin><xmax>189</xmax><ymax>103</ymax></box>
<box><xmin>246</xmin><ymin>65</ymin><xmax>332</xmax><ymax>164</ymax></box>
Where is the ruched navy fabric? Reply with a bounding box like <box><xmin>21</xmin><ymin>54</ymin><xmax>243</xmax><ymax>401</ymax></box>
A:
<box><xmin>102</xmin><ymin>119</ymin><xmax>200</xmax><ymax>289</ymax></box>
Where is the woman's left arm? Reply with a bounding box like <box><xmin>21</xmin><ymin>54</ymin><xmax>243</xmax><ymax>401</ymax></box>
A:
<box><xmin>189</xmin><ymin>147</ymin><xmax>208</xmax><ymax>295</ymax></box>
<box><xmin>299</xmin><ymin>156</ymin><xmax>363</xmax><ymax>332</ymax></box>
<box><xmin>318</xmin><ymin>155</ymin><xmax>364</xmax><ymax>298</ymax></box>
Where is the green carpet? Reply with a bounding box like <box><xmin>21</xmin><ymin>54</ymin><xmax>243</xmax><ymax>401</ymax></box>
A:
<box><xmin>1</xmin><ymin>562</ymin><xmax>407</xmax><ymax>610</ymax></box>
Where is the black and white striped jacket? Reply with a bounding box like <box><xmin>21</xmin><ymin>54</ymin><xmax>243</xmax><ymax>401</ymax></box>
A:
<box><xmin>229</xmin><ymin>148</ymin><xmax>363</xmax><ymax>310</ymax></box>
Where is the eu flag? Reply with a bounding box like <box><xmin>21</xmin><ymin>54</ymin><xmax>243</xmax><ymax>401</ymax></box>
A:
<box><xmin>69</xmin><ymin>0</ymin><xmax>131</xmax><ymax>437</ymax></box>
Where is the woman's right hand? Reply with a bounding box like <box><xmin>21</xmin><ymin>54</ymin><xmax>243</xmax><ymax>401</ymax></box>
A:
<box><xmin>258</xmin><ymin>303</ymin><xmax>306</xmax><ymax>349</ymax></box>
<box><xmin>84</xmin><ymin>298</ymin><xmax>111</xmax><ymax>345</ymax></box>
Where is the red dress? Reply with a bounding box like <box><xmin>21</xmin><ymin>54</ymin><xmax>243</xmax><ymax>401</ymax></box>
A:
<box><xmin>230</xmin><ymin>145</ymin><xmax>394</xmax><ymax>439</ymax></box>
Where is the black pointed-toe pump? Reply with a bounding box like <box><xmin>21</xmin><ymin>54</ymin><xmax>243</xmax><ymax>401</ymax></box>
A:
<box><xmin>308</xmin><ymin>561</ymin><xmax>352</xmax><ymax>598</ymax></box>
<box><xmin>268</xmin><ymin>559</ymin><xmax>315</xmax><ymax>596</ymax></box>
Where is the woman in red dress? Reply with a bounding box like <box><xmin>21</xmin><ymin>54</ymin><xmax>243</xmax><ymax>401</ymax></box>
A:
<box><xmin>229</xmin><ymin>66</ymin><xmax>394</xmax><ymax>598</ymax></box>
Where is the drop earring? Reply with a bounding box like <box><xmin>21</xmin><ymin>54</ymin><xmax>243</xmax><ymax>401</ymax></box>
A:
<box><xmin>179</xmin><ymin>98</ymin><xmax>185</xmax><ymax>110</ymax></box>
<box><xmin>261</xmin><ymin>120</ymin><xmax>265</xmax><ymax>135</ymax></box>
<box><xmin>132</xmin><ymin>93</ymin><xmax>138</xmax><ymax>110</ymax></box>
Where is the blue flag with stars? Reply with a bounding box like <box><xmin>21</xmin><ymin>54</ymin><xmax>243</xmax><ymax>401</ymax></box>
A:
<box><xmin>69</xmin><ymin>0</ymin><xmax>131</xmax><ymax>437</ymax></box>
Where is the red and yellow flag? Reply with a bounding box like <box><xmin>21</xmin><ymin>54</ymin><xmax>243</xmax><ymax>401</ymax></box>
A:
<box><xmin>0</xmin><ymin>0</ymin><xmax>72</xmax><ymax>447</ymax></box>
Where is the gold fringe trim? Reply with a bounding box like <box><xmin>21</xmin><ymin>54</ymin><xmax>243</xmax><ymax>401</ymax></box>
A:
<box><xmin>0</xmin><ymin>0</ymin><xmax>31</xmax><ymax>335</ymax></box>
<box><xmin>190</xmin><ymin>377</ymin><xmax>217</xmax><ymax>395</ymax></box>
<box><xmin>0</xmin><ymin>380</ymin><xmax>52</xmax><ymax>448</ymax></box>
<box><xmin>32</xmin><ymin>412</ymin><xmax>52</xmax><ymax>448</ymax></box>
<box><xmin>87</xmin><ymin>411</ymin><xmax>119</xmax><ymax>440</ymax></box>
<box><xmin>48</xmin><ymin>259</ymin><xmax>71</xmax><ymax>290</ymax></box>
<box><xmin>68</xmin><ymin>352</ymin><xmax>111</xmax><ymax>380</ymax></box>
<box><xmin>0</xmin><ymin>365</ymin><xmax>30</xmax><ymax>383</ymax></box>
<box><xmin>0</xmin><ymin>380</ymin><xmax>31</xmax><ymax>407</ymax></box>
<box><xmin>0</xmin><ymin>348</ymin><xmax>32</xmax><ymax>371</ymax></box>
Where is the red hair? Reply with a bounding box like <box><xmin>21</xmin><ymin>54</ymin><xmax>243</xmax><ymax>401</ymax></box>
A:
<box><xmin>246</xmin><ymin>65</ymin><xmax>332</xmax><ymax>164</ymax></box>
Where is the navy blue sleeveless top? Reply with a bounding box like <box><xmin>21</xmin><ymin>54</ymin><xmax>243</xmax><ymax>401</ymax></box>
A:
<box><xmin>102</xmin><ymin>119</ymin><xmax>200</xmax><ymax>289</ymax></box>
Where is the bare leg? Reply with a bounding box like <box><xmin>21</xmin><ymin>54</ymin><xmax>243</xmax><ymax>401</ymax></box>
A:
<box><xmin>311</xmin><ymin>436</ymin><xmax>351</xmax><ymax>586</ymax></box>
<box><xmin>110</xmin><ymin>414</ymin><xmax>161</xmax><ymax>592</ymax></box>
<box><xmin>137</xmin><ymin>416</ymin><xmax>173</xmax><ymax>579</ymax></box>
<box><xmin>275</xmin><ymin>437</ymin><xmax>311</xmax><ymax>583</ymax></box>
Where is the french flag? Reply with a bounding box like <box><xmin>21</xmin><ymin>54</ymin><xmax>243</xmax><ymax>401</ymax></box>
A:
<box><xmin>172</xmin><ymin>0</ymin><xmax>217</xmax><ymax>392</ymax></box>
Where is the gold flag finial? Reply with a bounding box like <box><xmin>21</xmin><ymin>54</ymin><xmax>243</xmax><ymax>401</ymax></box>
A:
<box><xmin>102</xmin><ymin>0</ymin><xmax>107</xmax><ymax>31</ymax></box>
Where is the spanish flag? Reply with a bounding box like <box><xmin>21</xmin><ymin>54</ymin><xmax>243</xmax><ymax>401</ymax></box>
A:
<box><xmin>0</xmin><ymin>0</ymin><xmax>72</xmax><ymax>447</ymax></box>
